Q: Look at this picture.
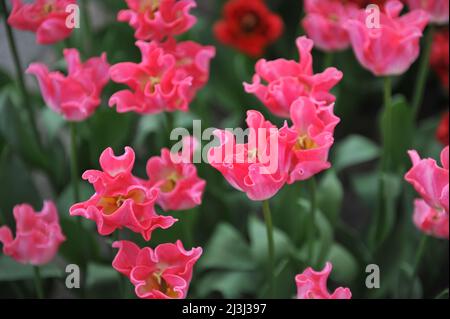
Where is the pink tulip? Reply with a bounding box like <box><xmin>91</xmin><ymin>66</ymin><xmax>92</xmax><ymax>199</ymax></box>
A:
<box><xmin>345</xmin><ymin>0</ymin><xmax>429</xmax><ymax>76</ymax></box>
<box><xmin>112</xmin><ymin>240</ymin><xmax>202</xmax><ymax>299</ymax></box>
<box><xmin>208</xmin><ymin>110</ymin><xmax>298</xmax><ymax>201</ymax></box>
<box><xmin>70</xmin><ymin>147</ymin><xmax>177</xmax><ymax>241</ymax></box>
<box><xmin>145</xmin><ymin>148</ymin><xmax>206</xmax><ymax>211</ymax></box>
<box><xmin>109</xmin><ymin>40</ymin><xmax>192</xmax><ymax>115</ymax></box>
<box><xmin>302</xmin><ymin>0</ymin><xmax>359</xmax><ymax>52</ymax></box>
<box><xmin>27</xmin><ymin>49</ymin><xmax>110</xmax><ymax>121</ymax></box>
<box><xmin>118</xmin><ymin>0</ymin><xmax>197</xmax><ymax>41</ymax></box>
<box><xmin>160</xmin><ymin>38</ymin><xmax>216</xmax><ymax>101</ymax></box>
<box><xmin>289</xmin><ymin>97</ymin><xmax>340</xmax><ymax>182</ymax></box>
<box><xmin>8</xmin><ymin>0</ymin><xmax>76</xmax><ymax>45</ymax></box>
<box><xmin>412</xmin><ymin>199</ymin><xmax>449</xmax><ymax>239</ymax></box>
<box><xmin>0</xmin><ymin>201</ymin><xmax>65</xmax><ymax>265</ymax></box>
<box><xmin>405</xmin><ymin>146</ymin><xmax>449</xmax><ymax>239</ymax></box>
<box><xmin>296</xmin><ymin>262</ymin><xmax>352</xmax><ymax>299</ymax></box>
<box><xmin>244</xmin><ymin>36</ymin><xmax>343</xmax><ymax>118</ymax></box>
<box><xmin>406</xmin><ymin>0</ymin><xmax>449</xmax><ymax>25</ymax></box>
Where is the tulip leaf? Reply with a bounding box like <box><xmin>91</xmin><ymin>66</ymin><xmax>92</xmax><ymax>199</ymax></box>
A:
<box><xmin>368</xmin><ymin>173</ymin><xmax>402</xmax><ymax>250</ymax></box>
<box><xmin>326</xmin><ymin>243</ymin><xmax>359</xmax><ymax>284</ymax></box>
<box><xmin>333</xmin><ymin>135</ymin><xmax>380</xmax><ymax>172</ymax></box>
<box><xmin>248</xmin><ymin>215</ymin><xmax>294</xmax><ymax>265</ymax></box>
<box><xmin>0</xmin><ymin>152</ymin><xmax>41</xmax><ymax>225</ymax></box>
<box><xmin>40</xmin><ymin>108</ymin><xmax>65</xmax><ymax>142</ymax></box>
<box><xmin>318</xmin><ymin>170</ymin><xmax>344</xmax><ymax>226</ymax></box>
<box><xmin>195</xmin><ymin>270</ymin><xmax>259</xmax><ymax>299</ymax></box>
<box><xmin>198</xmin><ymin>223</ymin><xmax>255</xmax><ymax>271</ymax></box>
<box><xmin>0</xmin><ymin>87</ymin><xmax>47</xmax><ymax>169</ymax></box>
<box><xmin>0</xmin><ymin>256</ymin><xmax>62</xmax><ymax>281</ymax></box>
<box><xmin>380</xmin><ymin>95</ymin><xmax>414</xmax><ymax>172</ymax></box>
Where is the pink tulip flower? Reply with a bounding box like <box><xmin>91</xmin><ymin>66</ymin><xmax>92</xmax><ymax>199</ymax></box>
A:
<box><xmin>405</xmin><ymin>146</ymin><xmax>449</xmax><ymax>239</ymax></box>
<box><xmin>27</xmin><ymin>49</ymin><xmax>110</xmax><ymax>121</ymax></box>
<box><xmin>112</xmin><ymin>240</ymin><xmax>202</xmax><ymax>299</ymax></box>
<box><xmin>345</xmin><ymin>0</ymin><xmax>429</xmax><ymax>76</ymax></box>
<box><xmin>406</xmin><ymin>0</ymin><xmax>449</xmax><ymax>25</ymax></box>
<box><xmin>296</xmin><ymin>262</ymin><xmax>352</xmax><ymax>299</ymax></box>
<box><xmin>0</xmin><ymin>201</ymin><xmax>65</xmax><ymax>265</ymax></box>
<box><xmin>160</xmin><ymin>38</ymin><xmax>216</xmax><ymax>101</ymax></box>
<box><xmin>302</xmin><ymin>0</ymin><xmax>360</xmax><ymax>52</ymax></box>
<box><xmin>8</xmin><ymin>0</ymin><xmax>76</xmax><ymax>45</ymax></box>
<box><xmin>145</xmin><ymin>148</ymin><xmax>206</xmax><ymax>211</ymax></box>
<box><xmin>70</xmin><ymin>147</ymin><xmax>177</xmax><ymax>241</ymax></box>
<box><xmin>288</xmin><ymin>97</ymin><xmax>340</xmax><ymax>182</ymax></box>
<box><xmin>244</xmin><ymin>36</ymin><xmax>343</xmax><ymax>118</ymax></box>
<box><xmin>109</xmin><ymin>40</ymin><xmax>193</xmax><ymax>115</ymax></box>
<box><xmin>118</xmin><ymin>0</ymin><xmax>197</xmax><ymax>41</ymax></box>
<box><xmin>208</xmin><ymin>110</ymin><xmax>298</xmax><ymax>201</ymax></box>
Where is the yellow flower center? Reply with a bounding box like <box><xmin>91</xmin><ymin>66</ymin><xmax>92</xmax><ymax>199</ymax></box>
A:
<box><xmin>160</xmin><ymin>172</ymin><xmax>180</xmax><ymax>193</ymax></box>
<box><xmin>141</xmin><ymin>0</ymin><xmax>160</xmax><ymax>18</ymax></box>
<box><xmin>248</xmin><ymin>148</ymin><xmax>259</xmax><ymax>162</ymax></box>
<box><xmin>294</xmin><ymin>134</ymin><xmax>317</xmax><ymax>151</ymax></box>
<box><xmin>98</xmin><ymin>189</ymin><xmax>146</xmax><ymax>215</ymax></box>
<box><xmin>140</xmin><ymin>75</ymin><xmax>161</xmax><ymax>93</ymax></box>
<box><xmin>142</xmin><ymin>271</ymin><xmax>178</xmax><ymax>298</ymax></box>
<box><xmin>43</xmin><ymin>3</ymin><xmax>54</xmax><ymax>14</ymax></box>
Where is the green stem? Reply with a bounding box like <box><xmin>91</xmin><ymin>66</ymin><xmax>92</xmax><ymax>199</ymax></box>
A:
<box><xmin>69</xmin><ymin>122</ymin><xmax>80</xmax><ymax>203</ymax></box>
<box><xmin>409</xmin><ymin>234</ymin><xmax>428</xmax><ymax>298</ymax></box>
<box><xmin>412</xmin><ymin>27</ymin><xmax>434</xmax><ymax>120</ymax></box>
<box><xmin>382</xmin><ymin>77</ymin><xmax>392</xmax><ymax>171</ymax></box>
<box><xmin>0</xmin><ymin>0</ymin><xmax>41</xmax><ymax>144</ymax></box>
<box><xmin>307</xmin><ymin>177</ymin><xmax>317</xmax><ymax>266</ymax></box>
<box><xmin>80</xmin><ymin>0</ymin><xmax>92</xmax><ymax>55</ymax></box>
<box><xmin>322</xmin><ymin>52</ymin><xmax>334</xmax><ymax>70</ymax></box>
<box><xmin>113</xmin><ymin>231</ymin><xmax>126</xmax><ymax>299</ymax></box>
<box><xmin>371</xmin><ymin>77</ymin><xmax>393</xmax><ymax>251</ymax></box>
<box><xmin>165</xmin><ymin>112</ymin><xmax>175</xmax><ymax>146</ymax></box>
<box><xmin>33</xmin><ymin>266</ymin><xmax>44</xmax><ymax>299</ymax></box>
<box><xmin>262</xmin><ymin>200</ymin><xmax>275</xmax><ymax>298</ymax></box>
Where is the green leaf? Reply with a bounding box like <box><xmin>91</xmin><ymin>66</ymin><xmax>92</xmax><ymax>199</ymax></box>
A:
<box><xmin>57</xmin><ymin>182</ymin><xmax>102</xmax><ymax>268</ymax></box>
<box><xmin>369</xmin><ymin>173</ymin><xmax>402</xmax><ymax>249</ymax></box>
<box><xmin>350</xmin><ymin>172</ymin><xmax>378</xmax><ymax>208</ymax></box>
<box><xmin>317</xmin><ymin>170</ymin><xmax>343</xmax><ymax>226</ymax></box>
<box><xmin>296</xmin><ymin>199</ymin><xmax>333</xmax><ymax>265</ymax></box>
<box><xmin>85</xmin><ymin>263</ymin><xmax>130</xmax><ymax>298</ymax></box>
<box><xmin>248</xmin><ymin>216</ymin><xmax>293</xmax><ymax>265</ymax></box>
<box><xmin>0</xmin><ymin>87</ymin><xmax>47</xmax><ymax>169</ymax></box>
<box><xmin>40</xmin><ymin>108</ymin><xmax>65</xmax><ymax>142</ymax></box>
<box><xmin>0</xmin><ymin>256</ymin><xmax>62</xmax><ymax>282</ymax></box>
<box><xmin>326</xmin><ymin>243</ymin><xmax>359</xmax><ymax>284</ymax></box>
<box><xmin>0</xmin><ymin>152</ymin><xmax>41</xmax><ymax>225</ymax></box>
<box><xmin>333</xmin><ymin>135</ymin><xmax>380</xmax><ymax>172</ymax></box>
<box><xmin>86</xmin><ymin>263</ymin><xmax>118</xmax><ymax>288</ymax></box>
<box><xmin>82</xmin><ymin>108</ymin><xmax>136</xmax><ymax>165</ymax></box>
<box><xmin>380</xmin><ymin>95</ymin><xmax>414</xmax><ymax>172</ymax></box>
<box><xmin>195</xmin><ymin>271</ymin><xmax>259</xmax><ymax>298</ymax></box>
<box><xmin>133</xmin><ymin>114</ymin><xmax>164</xmax><ymax>148</ymax></box>
<box><xmin>198</xmin><ymin>223</ymin><xmax>255</xmax><ymax>271</ymax></box>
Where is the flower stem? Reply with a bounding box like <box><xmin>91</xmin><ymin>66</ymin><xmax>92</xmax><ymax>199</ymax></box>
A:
<box><xmin>33</xmin><ymin>266</ymin><xmax>44</xmax><ymax>299</ymax></box>
<box><xmin>262</xmin><ymin>200</ymin><xmax>275</xmax><ymax>298</ymax></box>
<box><xmin>382</xmin><ymin>77</ymin><xmax>392</xmax><ymax>171</ymax></box>
<box><xmin>409</xmin><ymin>234</ymin><xmax>428</xmax><ymax>298</ymax></box>
<box><xmin>113</xmin><ymin>231</ymin><xmax>126</xmax><ymax>299</ymax></box>
<box><xmin>80</xmin><ymin>0</ymin><xmax>92</xmax><ymax>55</ymax></box>
<box><xmin>69</xmin><ymin>122</ymin><xmax>80</xmax><ymax>203</ymax></box>
<box><xmin>0</xmin><ymin>0</ymin><xmax>40</xmax><ymax>143</ymax></box>
<box><xmin>307</xmin><ymin>177</ymin><xmax>317</xmax><ymax>266</ymax></box>
<box><xmin>412</xmin><ymin>26</ymin><xmax>434</xmax><ymax>120</ymax></box>
<box><xmin>322</xmin><ymin>52</ymin><xmax>334</xmax><ymax>70</ymax></box>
